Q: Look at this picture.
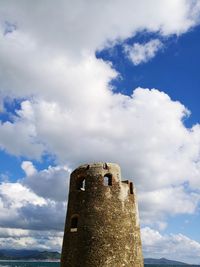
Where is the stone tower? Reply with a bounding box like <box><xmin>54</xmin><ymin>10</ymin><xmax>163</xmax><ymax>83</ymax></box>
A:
<box><xmin>61</xmin><ymin>162</ymin><xmax>143</xmax><ymax>267</ymax></box>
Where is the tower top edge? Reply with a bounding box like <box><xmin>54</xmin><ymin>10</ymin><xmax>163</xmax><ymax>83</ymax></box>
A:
<box><xmin>71</xmin><ymin>162</ymin><xmax>120</xmax><ymax>174</ymax></box>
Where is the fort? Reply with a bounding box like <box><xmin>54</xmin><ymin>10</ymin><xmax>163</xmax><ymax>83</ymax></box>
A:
<box><xmin>61</xmin><ymin>162</ymin><xmax>143</xmax><ymax>267</ymax></box>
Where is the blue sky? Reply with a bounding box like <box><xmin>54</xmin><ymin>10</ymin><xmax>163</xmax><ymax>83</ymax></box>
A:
<box><xmin>1</xmin><ymin>0</ymin><xmax>200</xmax><ymax>264</ymax></box>
<box><xmin>97</xmin><ymin>27</ymin><xmax>200</xmax><ymax>127</ymax></box>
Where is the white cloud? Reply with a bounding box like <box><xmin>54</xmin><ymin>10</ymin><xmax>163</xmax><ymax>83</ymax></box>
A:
<box><xmin>1</xmin><ymin>88</ymin><xmax>200</xmax><ymax>225</ymax></box>
<box><xmin>139</xmin><ymin>186</ymin><xmax>200</xmax><ymax>225</ymax></box>
<box><xmin>0</xmin><ymin>182</ymin><xmax>66</xmax><ymax>231</ymax></box>
<box><xmin>124</xmin><ymin>39</ymin><xmax>163</xmax><ymax>65</ymax></box>
<box><xmin>0</xmin><ymin>1</ymin><xmax>200</xmax><ymax>104</ymax></box>
<box><xmin>21</xmin><ymin>161</ymin><xmax>36</xmax><ymax>176</ymax></box>
<box><xmin>142</xmin><ymin>227</ymin><xmax>200</xmax><ymax>264</ymax></box>
<box><xmin>0</xmin><ymin>227</ymin><xmax>63</xmax><ymax>251</ymax></box>
<box><xmin>22</xmin><ymin>162</ymin><xmax>70</xmax><ymax>202</ymax></box>
<box><xmin>0</xmin><ymin>0</ymin><xmax>199</xmax><ymax>54</ymax></box>
<box><xmin>0</xmin><ymin>101</ymin><xmax>44</xmax><ymax>159</ymax></box>
<box><xmin>0</xmin><ymin>182</ymin><xmax>46</xmax><ymax>208</ymax></box>
<box><xmin>0</xmin><ymin>182</ymin><xmax>45</xmax><ymax>224</ymax></box>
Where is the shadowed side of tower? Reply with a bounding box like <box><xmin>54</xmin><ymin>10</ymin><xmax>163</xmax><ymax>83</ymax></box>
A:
<box><xmin>61</xmin><ymin>162</ymin><xmax>143</xmax><ymax>267</ymax></box>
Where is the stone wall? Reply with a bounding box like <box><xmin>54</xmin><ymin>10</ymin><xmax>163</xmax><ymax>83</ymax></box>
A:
<box><xmin>61</xmin><ymin>162</ymin><xmax>144</xmax><ymax>267</ymax></box>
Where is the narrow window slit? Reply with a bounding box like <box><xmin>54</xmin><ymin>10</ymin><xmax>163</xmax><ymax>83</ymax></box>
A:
<box><xmin>130</xmin><ymin>182</ymin><xmax>133</xmax><ymax>194</ymax></box>
<box><xmin>70</xmin><ymin>216</ymin><xmax>78</xmax><ymax>232</ymax></box>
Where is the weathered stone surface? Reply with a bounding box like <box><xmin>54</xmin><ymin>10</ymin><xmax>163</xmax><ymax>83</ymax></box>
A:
<box><xmin>61</xmin><ymin>162</ymin><xmax>144</xmax><ymax>267</ymax></box>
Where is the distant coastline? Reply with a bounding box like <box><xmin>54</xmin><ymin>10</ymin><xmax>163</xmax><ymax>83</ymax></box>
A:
<box><xmin>0</xmin><ymin>250</ymin><xmax>60</xmax><ymax>261</ymax></box>
<box><xmin>0</xmin><ymin>250</ymin><xmax>199</xmax><ymax>266</ymax></box>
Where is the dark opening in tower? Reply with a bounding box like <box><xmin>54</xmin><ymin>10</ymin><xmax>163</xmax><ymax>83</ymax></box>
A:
<box><xmin>70</xmin><ymin>215</ymin><xmax>78</xmax><ymax>232</ymax></box>
<box><xmin>76</xmin><ymin>177</ymin><xmax>85</xmax><ymax>191</ymax></box>
<box><xmin>130</xmin><ymin>182</ymin><xmax>133</xmax><ymax>194</ymax></box>
<box><xmin>104</xmin><ymin>173</ymin><xmax>112</xmax><ymax>186</ymax></box>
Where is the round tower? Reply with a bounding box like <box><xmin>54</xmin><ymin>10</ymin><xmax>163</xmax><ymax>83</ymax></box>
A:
<box><xmin>61</xmin><ymin>162</ymin><xmax>143</xmax><ymax>267</ymax></box>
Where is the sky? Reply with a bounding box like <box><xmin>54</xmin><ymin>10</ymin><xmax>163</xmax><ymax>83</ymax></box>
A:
<box><xmin>0</xmin><ymin>0</ymin><xmax>200</xmax><ymax>264</ymax></box>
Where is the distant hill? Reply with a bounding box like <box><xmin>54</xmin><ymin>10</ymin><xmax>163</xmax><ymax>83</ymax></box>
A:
<box><xmin>0</xmin><ymin>249</ymin><xmax>60</xmax><ymax>260</ymax></box>
<box><xmin>144</xmin><ymin>257</ymin><xmax>188</xmax><ymax>265</ymax></box>
<box><xmin>0</xmin><ymin>250</ymin><xmax>192</xmax><ymax>264</ymax></box>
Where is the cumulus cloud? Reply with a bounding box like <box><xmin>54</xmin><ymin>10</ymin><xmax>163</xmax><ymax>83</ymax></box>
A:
<box><xmin>142</xmin><ymin>227</ymin><xmax>200</xmax><ymax>264</ymax></box>
<box><xmin>0</xmin><ymin>1</ymin><xmax>200</xmax><ymax>104</ymax></box>
<box><xmin>139</xmin><ymin>186</ymin><xmax>200</xmax><ymax>226</ymax></box>
<box><xmin>0</xmin><ymin>227</ymin><xmax>63</xmax><ymax>251</ymax></box>
<box><xmin>1</xmin><ymin>88</ymin><xmax>200</xmax><ymax>224</ymax></box>
<box><xmin>0</xmin><ymin>182</ymin><xmax>66</xmax><ymax>231</ymax></box>
<box><xmin>22</xmin><ymin>162</ymin><xmax>70</xmax><ymax>202</ymax></box>
<box><xmin>21</xmin><ymin>161</ymin><xmax>36</xmax><ymax>176</ymax></box>
<box><xmin>0</xmin><ymin>101</ymin><xmax>44</xmax><ymax>159</ymax></box>
<box><xmin>2</xmin><ymin>89</ymin><xmax>200</xmax><ymax>190</ymax></box>
<box><xmin>0</xmin><ymin>0</ymin><xmax>199</xmax><ymax>54</ymax></box>
<box><xmin>124</xmin><ymin>39</ymin><xmax>163</xmax><ymax>65</ymax></box>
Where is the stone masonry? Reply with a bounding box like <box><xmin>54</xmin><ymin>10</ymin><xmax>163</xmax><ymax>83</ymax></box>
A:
<box><xmin>61</xmin><ymin>162</ymin><xmax>144</xmax><ymax>267</ymax></box>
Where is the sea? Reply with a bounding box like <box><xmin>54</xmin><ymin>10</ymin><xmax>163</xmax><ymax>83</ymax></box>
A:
<box><xmin>0</xmin><ymin>263</ymin><xmax>199</xmax><ymax>267</ymax></box>
<box><xmin>0</xmin><ymin>262</ymin><xmax>59</xmax><ymax>267</ymax></box>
